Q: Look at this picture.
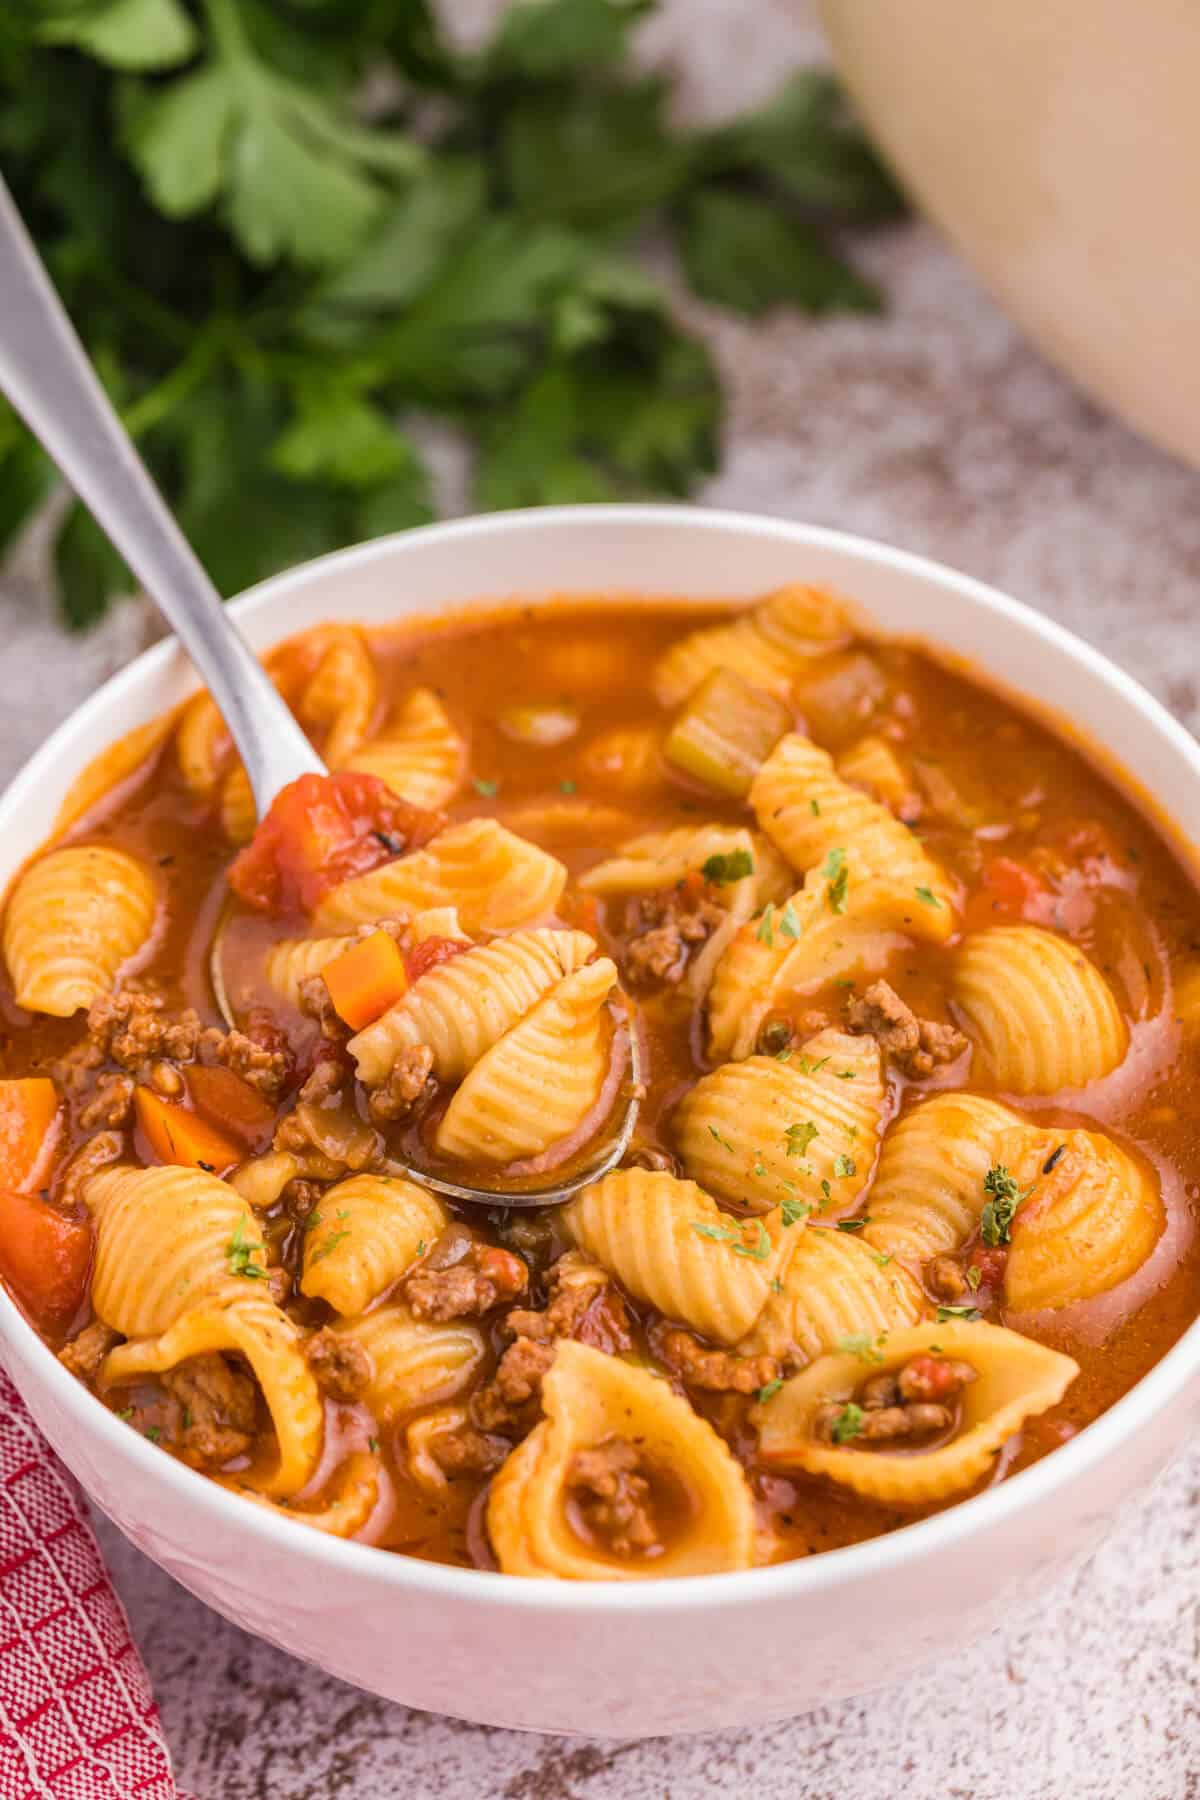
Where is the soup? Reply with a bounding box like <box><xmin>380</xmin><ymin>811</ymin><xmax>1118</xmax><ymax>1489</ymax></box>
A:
<box><xmin>2</xmin><ymin>585</ymin><xmax>1198</xmax><ymax>1578</ymax></box>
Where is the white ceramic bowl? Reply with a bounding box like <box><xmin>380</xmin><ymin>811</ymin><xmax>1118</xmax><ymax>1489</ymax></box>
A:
<box><xmin>3</xmin><ymin>506</ymin><xmax>1200</xmax><ymax>1737</ymax></box>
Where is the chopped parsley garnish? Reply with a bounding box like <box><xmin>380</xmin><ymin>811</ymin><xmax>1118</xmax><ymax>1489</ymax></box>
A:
<box><xmin>833</xmin><ymin>1153</ymin><xmax>857</xmax><ymax>1180</ymax></box>
<box><xmin>116</xmin><ymin>1408</ymin><xmax>134</xmax><ymax>1422</ymax></box>
<box><xmin>966</xmin><ymin>1265</ymin><xmax>982</xmax><ymax>1291</ymax></box>
<box><xmin>820</xmin><ymin>846</ymin><xmax>849</xmax><ymax>913</ymax></box>
<box><xmin>779</xmin><ymin>900</ymin><xmax>803</xmax><ymax>940</ymax></box>
<box><xmin>143</xmin><ymin>1426</ymin><xmax>163</xmax><ymax>1444</ymax></box>
<box><xmin>784</xmin><ymin>1120</ymin><xmax>818</xmax><ymax>1159</ymax></box>
<box><xmin>810</xmin><ymin>797</ymin><xmax>821</xmax><ymax>816</ymax></box>
<box><xmin>559</xmin><ymin>779</ymin><xmax>577</xmax><ymax>795</ymax></box>
<box><xmin>416</xmin><ymin>1240</ymin><xmax>426</xmax><ymax>1257</ymax></box>
<box><xmin>771</xmin><ymin>1276</ymin><xmax>784</xmax><ymax>1294</ymax></box>
<box><xmin>707</xmin><ymin>1124</ymin><xmax>735</xmax><ymax>1153</ymax></box>
<box><xmin>311</xmin><ymin>1228</ymin><xmax>351</xmax><ymax>1263</ymax></box>
<box><xmin>756</xmin><ymin>904</ymin><xmax>777</xmax><ymax>946</ymax></box>
<box><xmin>836</xmin><ymin>1068</ymin><xmax>857</xmax><ymax>1080</ymax></box>
<box><xmin>831</xmin><ymin>1402</ymin><xmax>865</xmax><ymax>1445</ymax></box>
<box><xmin>936</xmin><ymin>1303</ymin><xmax>982</xmax><ymax>1322</ymax></box>
<box><xmin>756</xmin><ymin>1377</ymin><xmax>784</xmax><ymax>1404</ymax></box>
<box><xmin>836</xmin><ymin>1332</ymin><xmax>884</xmax><ymax>1364</ymax></box>
<box><xmin>227</xmin><ymin>1217</ymin><xmax>265</xmax><ymax>1280</ymax></box>
<box><xmin>820</xmin><ymin>1178</ymin><xmax>832</xmax><ymax>1204</ymax></box>
<box><xmin>368</xmin><ymin>1436</ymin><xmax>379</xmax><ymax>1454</ymax></box>
<box><xmin>780</xmin><ymin>1197</ymin><xmax>810</xmax><ymax>1227</ymax></box>
<box><xmin>980</xmin><ymin>1164</ymin><xmax>1034</xmax><ymax>1247</ymax></box>
<box><xmin>914</xmin><ymin>885</ymin><xmax>942</xmax><ymax>908</ymax></box>
<box><xmin>835</xmin><ymin>1216</ymin><xmax>869</xmax><ymax>1232</ymax></box>
<box><xmin>691</xmin><ymin>1218</ymin><xmax>771</xmax><ymax>1261</ymax></box>
<box><xmin>871</xmin><ymin>1250</ymin><xmax>894</xmax><ymax>1269</ymax></box>
<box><xmin>795</xmin><ymin>1054</ymin><xmax>830</xmax><ymax>1076</ymax></box>
<box><xmin>701</xmin><ymin>848</ymin><xmax>754</xmax><ymax>884</ymax></box>
<box><xmin>472</xmin><ymin>776</ymin><xmax>499</xmax><ymax>797</ymax></box>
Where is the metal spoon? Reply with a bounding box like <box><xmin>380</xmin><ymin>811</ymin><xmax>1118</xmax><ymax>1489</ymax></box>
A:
<box><xmin>0</xmin><ymin>175</ymin><xmax>639</xmax><ymax>1206</ymax></box>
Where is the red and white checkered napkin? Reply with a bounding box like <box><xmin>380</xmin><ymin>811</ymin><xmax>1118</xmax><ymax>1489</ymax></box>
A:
<box><xmin>0</xmin><ymin>1367</ymin><xmax>180</xmax><ymax>1800</ymax></box>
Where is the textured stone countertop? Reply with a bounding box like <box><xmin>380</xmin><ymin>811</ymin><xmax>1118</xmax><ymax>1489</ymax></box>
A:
<box><xmin>6</xmin><ymin>2</ymin><xmax>1200</xmax><ymax>1794</ymax></box>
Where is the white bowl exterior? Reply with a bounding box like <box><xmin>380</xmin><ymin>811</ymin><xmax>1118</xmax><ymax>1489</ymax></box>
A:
<box><xmin>3</xmin><ymin>506</ymin><xmax>1200</xmax><ymax>1735</ymax></box>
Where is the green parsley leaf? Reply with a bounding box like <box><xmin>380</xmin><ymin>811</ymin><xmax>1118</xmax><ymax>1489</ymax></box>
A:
<box><xmin>681</xmin><ymin>187</ymin><xmax>881</xmax><ymax>318</ymax></box>
<box><xmin>472</xmin><ymin>777</ymin><xmax>500</xmax><ymax>797</ymax></box>
<box><xmin>311</xmin><ymin>1228</ymin><xmax>351</xmax><ymax>1264</ymax></box>
<box><xmin>914</xmin><ymin>885</ymin><xmax>943</xmax><ymax>909</ymax></box>
<box><xmin>835</xmin><ymin>1216</ymin><xmax>869</xmax><ymax>1232</ymax></box>
<box><xmin>701</xmin><ymin>848</ymin><xmax>755</xmax><ymax>884</ymax></box>
<box><xmin>795</xmin><ymin>1054</ymin><xmax>830</xmax><ymax>1075</ymax></box>
<box><xmin>368</xmin><ymin>1435</ymin><xmax>379</xmax><ymax>1454</ymax></box>
<box><xmin>707</xmin><ymin>1124</ymin><xmax>735</xmax><ymax>1154</ymax></box>
<box><xmin>756</xmin><ymin>1377</ymin><xmax>784</xmax><ymax>1404</ymax></box>
<box><xmin>936</xmin><ymin>1304</ymin><xmax>982</xmax><ymax>1323</ymax></box>
<box><xmin>784</xmin><ymin>1120</ymin><xmax>818</xmax><ymax>1159</ymax></box>
<box><xmin>966</xmin><ymin>1265</ymin><xmax>982</xmax><ymax>1291</ymax></box>
<box><xmin>980</xmin><ymin>1164</ymin><xmax>1034</xmax><ymax>1247</ymax></box>
<box><xmin>143</xmin><ymin>1425</ymin><xmax>163</xmax><ymax>1444</ymax></box>
<box><xmin>836</xmin><ymin>1332</ymin><xmax>884</xmax><ymax>1364</ymax></box>
<box><xmin>810</xmin><ymin>797</ymin><xmax>821</xmax><ymax>816</ymax></box>
<box><xmin>756</xmin><ymin>904</ymin><xmax>776</xmax><ymax>946</ymax></box>
<box><xmin>778</xmin><ymin>900</ymin><xmax>803</xmax><ymax>941</ymax></box>
<box><xmin>833</xmin><ymin>1153</ymin><xmax>857</xmax><ymax>1179</ymax></box>
<box><xmin>227</xmin><ymin>1216</ymin><xmax>266</xmax><ymax>1281</ymax></box>
<box><xmin>836</xmin><ymin>1068</ymin><xmax>857</xmax><ymax>1080</ymax></box>
<box><xmin>559</xmin><ymin>779</ymin><xmax>577</xmax><ymax>794</ymax></box>
<box><xmin>40</xmin><ymin>0</ymin><xmax>197</xmax><ymax>72</ymax></box>
<box><xmin>691</xmin><ymin>1220</ymin><xmax>738</xmax><ymax>1244</ymax></box>
<box><xmin>871</xmin><ymin>1251</ymin><xmax>894</xmax><ymax>1269</ymax></box>
<box><xmin>831</xmin><ymin>1401</ymin><xmax>865</xmax><ymax>1445</ymax></box>
<box><xmin>116</xmin><ymin>1407</ymin><xmax>135</xmax><ymax>1422</ymax></box>
<box><xmin>770</xmin><ymin>1276</ymin><xmax>784</xmax><ymax>1294</ymax></box>
<box><xmin>731</xmin><ymin>1220</ymin><xmax>772</xmax><ymax>1262</ymax></box>
<box><xmin>780</xmin><ymin>1197</ymin><xmax>810</xmax><ymax>1228</ymax></box>
<box><xmin>820</xmin><ymin>846</ymin><xmax>849</xmax><ymax>913</ymax></box>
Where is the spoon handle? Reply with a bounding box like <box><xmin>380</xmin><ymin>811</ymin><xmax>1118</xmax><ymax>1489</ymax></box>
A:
<box><xmin>0</xmin><ymin>175</ymin><xmax>323</xmax><ymax>813</ymax></box>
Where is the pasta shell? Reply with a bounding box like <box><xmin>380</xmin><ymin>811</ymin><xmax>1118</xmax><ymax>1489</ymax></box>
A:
<box><xmin>952</xmin><ymin>925</ymin><xmax>1128</xmax><ymax>1093</ymax></box>
<box><xmin>653</xmin><ymin>586</ymin><xmax>852</xmax><ymax>707</ymax></box>
<box><xmin>175</xmin><ymin>690</ymin><xmax>228</xmax><ymax>798</ymax></box>
<box><xmin>581</xmin><ymin>823</ymin><xmax>791</xmax><ymax>997</ymax></box>
<box><xmin>334</xmin><ymin>1303</ymin><xmax>485</xmax><ymax>1421</ymax></box>
<box><xmin>4</xmin><ymin>846</ymin><xmax>159</xmax><ymax>1017</ymax></box>
<box><xmin>750</xmin><ymin>735</ymin><xmax>956</xmax><ymax>931</ymax></box>
<box><xmin>300</xmin><ymin>1174</ymin><xmax>447</xmax><ymax>1315</ymax></box>
<box><xmin>862</xmin><ymin>1093</ymin><xmax>1021</xmax><ymax>1264</ymax></box>
<box><xmin>346</xmin><ymin>686</ymin><xmax>464</xmax><ymax>809</ymax></box>
<box><xmin>86</xmin><ymin>1163</ymin><xmax>265</xmax><ymax>1338</ymax></box>
<box><xmin>349</xmin><ymin>927</ymin><xmax>596</xmax><ymax>1085</ymax></box>
<box><xmin>102</xmin><ymin>1291</ymin><xmax>323</xmax><ymax>1498</ymax></box>
<box><xmin>562</xmin><ymin>1169</ymin><xmax>791</xmax><ymax>1345</ymax></box>
<box><xmin>435</xmin><ymin>959</ymin><xmax>618</xmax><ymax>1165</ymax></box>
<box><xmin>219</xmin><ymin>763</ymin><xmax>257</xmax><ymax>845</ymax></box>
<box><xmin>739</xmin><ymin>1225</ymin><xmax>925</xmax><ymax>1365</ymax></box>
<box><xmin>755</xmin><ymin>1320</ymin><xmax>1079</xmax><ymax>1504</ymax></box>
<box><xmin>706</xmin><ymin>869</ymin><xmax>914</xmax><ymax>1062</ymax></box>
<box><xmin>221</xmin><ymin>1450</ymin><xmax>381</xmax><ymax>1538</ymax></box>
<box><xmin>487</xmin><ymin>1341</ymin><xmax>755</xmax><ymax>1578</ymax></box>
<box><xmin>1000</xmin><ymin>1125</ymin><xmax>1164</xmax><ymax>1311</ymax></box>
<box><xmin>836</xmin><ymin>734</ymin><xmax>915</xmax><ymax>814</ymax></box>
<box><xmin>675</xmin><ymin>1029</ymin><xmax>885</xmax><ymax>1217</ymax></box>
<box><xmin>299</xmin><ymin>625</ymin><xmax>378</xmax><ymax>769</ymax></box>
<box><xmin>314</xmin><ymin>820</ymin><xmax>567</xmax><ymax>936</ymax></box>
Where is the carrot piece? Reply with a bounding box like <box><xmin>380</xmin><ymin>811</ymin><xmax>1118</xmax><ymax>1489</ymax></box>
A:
<box><xmin>0</xmin><ymin>1185</ymin><xmax>91</xmax><ymax>1335</ymax></box>
<box><xmin>322</xmin><ymin>930</ymin><xmax>409</xmax><ymax>1030</ymax></box>
<box><xmin>186</xmin><ymin>1065</ymin><xmax>277</xmax><ymax>1151</ymax></box>
<box><xmin>134</xmin><ymin>1086</ymin><xmax>242</xmax><ymax>1175</ymax></box>
<box><xmin>0</xmin><ymin>1077</ymin><xmax>60</xmax><ymax>1191</ymax></box>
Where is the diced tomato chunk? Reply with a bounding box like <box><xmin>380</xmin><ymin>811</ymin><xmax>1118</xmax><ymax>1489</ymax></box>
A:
<box><xmin>964</xmin><ymin>856</ymin><xmax>1052</xmax><ymax>930</ymax></box>
<box><xmin>228</xmin><ymin>772</ymin><xmax>444</xmax><ymax>915</ymax></box>
<box><xmin>0</xmin><ymin>1185</ymin><xmax>91</xmax><ymax>1335</ymax></box>
<box><xmin>406</xmin><ymin>935</ymin><xmax>471</xmax><ymax>984</ymax></box>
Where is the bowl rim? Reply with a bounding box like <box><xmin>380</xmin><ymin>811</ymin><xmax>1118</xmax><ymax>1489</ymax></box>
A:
<box><xmin>4</xmin><ymin>499</ymin><xmax>1200</xmax><ymax>1613</ymax></box>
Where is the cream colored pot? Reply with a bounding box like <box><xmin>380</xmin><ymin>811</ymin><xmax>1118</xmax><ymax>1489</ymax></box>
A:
<box><xmin>821</xmin><ymin>0</ymin><xmax>1200</xmax><ymax>465</ymax></box>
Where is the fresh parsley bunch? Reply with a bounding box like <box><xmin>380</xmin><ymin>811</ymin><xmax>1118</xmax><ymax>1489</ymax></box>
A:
<box><xmin>0</xmin><ymin>0</ymin><xmax>902</xmax><ymax>627</ymax></box>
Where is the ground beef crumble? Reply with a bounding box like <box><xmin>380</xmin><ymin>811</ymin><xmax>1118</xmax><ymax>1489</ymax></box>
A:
<box><xmin>620</xmin><ymin>885</ymin><xmax>725</xmax><ymax>988</ymax></box>
<box><xmin>305</xmin><ymin>1327</ymin><xmax>370</xmax><ymax>1402</ymax></box>
<box><xmin>813</xmin><ymin>1354</ymin><xmax>977</xmax><ymax>1446</ymax></box>
<box><xmin>162</xmin><ymin>1353</ymin><xmax>257</xmax><ymax>1468</ymax></box>
<box><xmin>568</xmin><ymin>1438</ymin><xmax>659</xmax><ymax>1555</ymax></box>
<box><xmin>403</xmin><ymin>1239</ymin><xmax>527</xmax><ymax>1322</ymax></box>
<box><xmin>201</xmin><ymin>1006</ymin><xmax>293</xmax><ymax>1099</ymax></box>
<box><xmin>846</xmin><ymin>979</ymin><xmax>967</xmax><ymax>1077</ymax></box>
<box><xmin>651</xmin><ymin>1323</ymin><xmax>779</xmax><ymax>1395</ymax></box>
<box><xmin>58</xmin><ymin>1319</ymin><xmax>119</xmax><ymax>1383</ymax></box>
<box><xmin>77</xmin><ymin>1072</ymin><xmax>135</xmax><ymax>1131</ymax></box>
<box><xmin>365</xmin><ymin>1044</ymin><xmax>434</xmax><ymax>1124</ymax></box>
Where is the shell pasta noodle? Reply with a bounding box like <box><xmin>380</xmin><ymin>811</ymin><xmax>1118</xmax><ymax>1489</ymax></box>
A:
<box><xmin>951</xmin><ymin>924</ymin><xmax>1129</xmax><ymax>1093</ymax></box>
<box><xmin>4</xmin><ymin>588</ymin><xmax>1200</xmax><ymax>1582</ymax></box>
<box><xmin>488</xmin><ymin>1342</ymin><xmax>755</xmax><ymax>1578</ymax></box>
<box><xmin>4</xmin><ymin>846</ymin><xmax>159</xmax><ymax>1016</ymax></box>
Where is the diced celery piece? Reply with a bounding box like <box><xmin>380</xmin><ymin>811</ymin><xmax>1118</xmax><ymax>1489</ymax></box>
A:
<box><xmin>664</xmin><ymin>668</ymin><xmax>792</xmax><ymax>797</ymax></box>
